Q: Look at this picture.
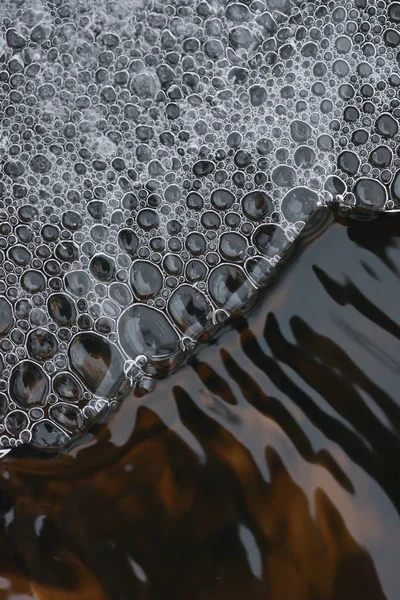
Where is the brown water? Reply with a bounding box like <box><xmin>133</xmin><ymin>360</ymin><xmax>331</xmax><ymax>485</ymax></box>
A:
<box><xmin>0</xmin><ymin>210</ymin><xmax>399</xmax><ymax>600</ymax></box>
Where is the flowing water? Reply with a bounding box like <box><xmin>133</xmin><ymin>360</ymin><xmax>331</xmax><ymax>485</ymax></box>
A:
<box><xmin>1</xmin><ymin>1</ymin><xmax>400</xmax><ymax>598</ymax></box>
<box><xmin>0</xmin><ymin>209</ymin><xmax>398</xmax><ymax>599</ymax></box>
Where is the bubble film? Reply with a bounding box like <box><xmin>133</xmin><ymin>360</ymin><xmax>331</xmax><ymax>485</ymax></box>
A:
<box><xmin>0</xmin><ymin>0</ymin><xmax>399</xmax><ymax>451</ymax></box>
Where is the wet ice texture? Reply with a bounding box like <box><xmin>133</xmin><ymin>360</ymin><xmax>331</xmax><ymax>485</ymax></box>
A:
<box><xmin>0</xmin><ymin>0</ymin><xmax>400</xmax><ymax>450</ymax></box>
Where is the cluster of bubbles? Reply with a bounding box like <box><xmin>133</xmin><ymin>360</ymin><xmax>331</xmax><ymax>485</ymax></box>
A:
<box><xmin>0</xmin><ymin>0</ymin><xmax>400</xmax><ymax>451</ymax></box>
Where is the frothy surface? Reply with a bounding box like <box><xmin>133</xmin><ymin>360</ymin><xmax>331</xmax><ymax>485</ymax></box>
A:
<box><xmin>0</xmin><ymin>0</ymin><xmax>399</xmax><ymax>450</ymax></box>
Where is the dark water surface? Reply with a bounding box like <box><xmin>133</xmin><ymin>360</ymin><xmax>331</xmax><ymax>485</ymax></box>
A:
<box><xmin>0</xmin><ymin>211</ymin><xmax>399</xmax><ymax>600</ymax></box>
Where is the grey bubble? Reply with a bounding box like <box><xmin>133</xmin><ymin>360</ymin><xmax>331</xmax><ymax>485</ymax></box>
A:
<box><xmin>325</xmin><ymin>176</ymin><xmax>346</xmax><ymax>199</ymax></box>
<box><xmin>90</xmin><ymin>254</ymin><xmax>116</xmax><ymax>282</ymax></box>
<box><xmin>271</xmin><ymin>165</ymin><xmax>296</xmax><ymax>187</ymax></box>
<box><xmin>130</xmin><ymin>260</ymin><xmax>163</xmax><ymax>300</ymax></box>
<box><xmin>109</xmin><ymin>283</ymin><xmax>133</xmax><ymax>307</ymax></box>
<box><xmin>281</xmin><ymin>187</ymin><xmax>319</xmax><ymax>221</ymax></box>
<box><xmin>55</xmin><ymin>241</ymin><xmax>80</xmax><ymax>263</ymax></box>
<box><xmin>186</xmin><ymin>259</ymin><xmax>208</xmax><ymax>282</ymax></box>
<box><xmin>208</xmin><ymin>265</ymin><xmax>254</xmax><ymax>312</ymax></box>
<box><xmin>290</xmin><ymin>120</ymin><xmax>312</xmax><ymax>143</ymax></box>
<box><xmin>88</xmin><ymin>200</ymin><xmax>107</xmax><ymax>221</ymax></box>
<box><xmin>164</xmin><ymin>184</ymin><xmax>181</xmax><ymax>203</ymax></box>
<box><xmin>226</xmin><ymin>3</ymin><xmax>251</xmax><ymax>22</ymax></box>
<box><xmin>50</xmin><ymin>403</ymin><xmax>84</xmax><ymax>431</ymax></box>
<box><xmin>211</xmin><ymin>189</ymin><xmax>235</xmax><ymax>211</ymax></box>
<box><xmin>119</xmin><ymin>305</ymin><xmax>180</xmax><ymax>361</ymax></box>
<box><xmin>130</xmin><ymin>71</ymin><xmax>159</xmax><ymax>98</ymax></box>
<box><xmin>375</xmin><ymin>113</ymin><xmax>398</xmax><ymax>138</ymax></box>
<box><xmin>30</xmin><ymin>309</ymin><xmax>47</xmax><ymax>327</ymax></box>
<box><xmin>249</xmin><ymin>85</ymin><xmax>267</xmax><ymax>107</ymax></box>
<box><xmin>4</xmin><ymin>160</ymin><xmax>24</xmax><ymax>179</ymax></box>
<box><xmin>203</xmin><ymin>39</ymin><xmax>224</xmax><ymax>60</ymax></box>
<box><xmin>27</xmin><ymin>328</ymin><xmax>58</xmax><ymax>362</ymax></box>
<box><xmin>0</xmin><ymin>299</ymin><xmax>13</xmax><ymax>338</ymax></box>
<box><xmin>332</xmin><ymin>59</ymin><xmax>350</xmax><ymax>78</ymax></box>
<box><xmin>69</xmin><ymin>332</ymin><xmax>126</xmax><ymax>398</ymax></box>
<box><xmin>169</xmin><ymin>285</ymin><xmax>213</xmax><ymax>338</ymax></box>
<box><xmin>31</xmin><ymin>420</ymin><xmax>69</xmax><ymax>449</ymax></box>
<box><xmin>186</xmin><ymin>233</ymin><xmax>206</xmax><ymax>256</ymax></box>
<box><xmin>193</xmin><ymin>160</ymin><xmax>215</xmax><ymax>178</ymax></box>
<box><xmin>53</xmin><ymin>372</ymin><xmax>84</xmax><ymax>401</ymax></box>
<box><xmin>30</xmin><ymin>153</ymin><xmax>51</xmax><ymax>174</ymax></box>
<box><xmin>294</xmin><ymin>146</ymin><xmax>315</xmax><ymax>168</ymax></box>
<box><xmin>370</xmin><ymin>146</ymin><xmax>393</xmax><ymax>168</ymax></box>
<box><xmin>48</xmin><ymin>294</ymin><xmax>77</xmax><ymax>327</ymax></box>
<box><xmin>253</xmin><ymin>225</ymin><xmax>289</xmax><ymax>258</ymax></box>
<box><xmin>163</xmin><ymin>254</ymin><xmax>183</xmax><ymax>276</ymax></box>
<box><xmin>65</xmin><ymin>271</ymin><xmax>92</xmax><ymax>297</ymax></box>
<box><xmin>219</xmin><ymin>233</ymin><xmax>248</xmax><ymax>262</ymax></box>
<box><xmin>21</xmin><ymin>270</ymin><xmax>46</xmax><ymax>294</ymax></box>
<box><xmin>338</xmin><ymin>151</ymin><xmax>360</xmax><ymax>175</ymax></box>
<box><xmin>353</xmin><ymin>178</ymin><xmax>387</xmax><ymax>210</ymax></box>
<box><xmin>10</xmin><ymin>361</ymin><xmax>49</xmax><ymax>408</ymax></box>
<box><xmin>5</xmin><ymin>410</ymin><xmax>28</xmax><ymax>436</ymax></box>
<box><xmin>317</xmin><ymin>135</ymin><xmax>334</xmax><ymax>152</ymax></box>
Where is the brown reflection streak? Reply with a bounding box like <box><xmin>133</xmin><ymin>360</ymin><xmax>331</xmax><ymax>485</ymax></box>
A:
<box><xmin>191</xmin><ymin>359</ymin><xmax>238</xmax><ymax>406</ymax></box>
<box><xmin>218</xmin><ymin>344</ymin><xmax>355</xmax><ymax>495</ymax></box>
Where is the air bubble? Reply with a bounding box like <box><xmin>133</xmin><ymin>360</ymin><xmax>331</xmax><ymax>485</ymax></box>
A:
<box><xmin>90</xmin><ymin>255</ymin><xmax>116</xmax><ymax>282</ymax></box>
<box><xmin>208</xmin><ymin>265</ymin><xmax>254</xmax><ymax>312</ymax></box>
<box><xmin>69</xmin><ymin>333</ymin><xmax>126</xmax><ymax>398</ymax></box>
<box><xmin>253</xmin><ymin>225</ymin><xmax>289</xmax><ymax>258</ymax></box>
<box><xmin>0</xmin><ymin>299</ymin><xmax>13</xmax><ymax>338</ymax></box>
<box><xmin>27</xmin><ymin>328</ymin><xmax>58</xmax><ymax>362</ymax></box>
<box><xmin>48</xmin><ymin>294</ymin><xmax>77</xmax><ymax>327</ymax></box>
<box><xmin>281</xmin><ymin>187</ymin><xmax>319</xmax><ymax>221</ymax></box>
<box><xmin>353</xmin><ymin>178</ymin><xmax>387</xmax><ymax>210</ymax></box>
<box><xmin>53</xmin><ymin>372</ymin><xmax>83</xmax><ymax>402</ymax></box>
<box><xmin>64</xmin><ymin>271</ymin><xmax>92</xmax><ymax>297</ymax></box>
<box><xmin>130</xmin><ymin>260</ymin><xmax>163</xmax><ymax>300</ymax></box>
<box><xmin>375</xmin><ymin>113</ymin><xmax>398</xmax><ymax>138</ymax></box>
<box><xmin>31</xmin><ymin>420</ymin><xmax>69</xmax><ymax>449</ymax></box>
<box><xmin>219</xmin><ymin>233</ymin><xmax>248</xmax><ymax>262</ymax></box>
<box><xmin>10</xmin><ymin>361</ymin><xmax>49</xmax><ymax>408</ymax></box>
<box><xmin>168</xmin><ymin>285</ymin><xmax>213</xmax><ymax>338</ymax></box>
<box><xmin>119</xmin><ymin>305</ymin><xmax>180</xmax><ymax>362</ymax></box>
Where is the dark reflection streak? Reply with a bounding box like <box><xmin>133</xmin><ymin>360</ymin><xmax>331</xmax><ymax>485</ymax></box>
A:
<box><xmin>243</xmin><ymin>315</ymin><xmax>369</xmax><ymax>478</ymax></box>
<box><xmin>265</xmin><ymin>313</ymin><xmax>400</xmax><ymax>507</ymax></box>
<box><xmin>221</xmin><ymin>346</ymin><xmax>359</xmax><ymax>496</ymax></box>
<box><xmin>314</xmin><ymin>265</ymin><xmax>400</xmax><ymax>343</ymax></box>
<box><xmin>290</xmin><ymin>314</ymin><xmax>400</xmax><ymax>431</ymax></box>
<box><xmin>333</xmin><ymin>314</ymin><xmax>400</xmax><ymax>375</ymax></box>
<box><xmin>242</xmin><ymin>318</ymin><xmax>361</xmax><ymax>445</ymax></box>
<box><xmin>219</xmin><ymin>348</ymin><xmax>314</xmax><ymax>459</ymax></box>
<box><xmin>314</xmin><ymin>486</ymin><xmax>388</xmax><ymax>600</ymax></box>
<box><xmin>191</xmin><ymin>358</ymin><xmax>238</xmax><ymax>406</ymax></box>
<box><xmin>360</xmin><ymin>259</ymin><xmax>380</xmax><ymax>282</ymax></box>
<box><xmin>223</xmin><ymin>327</ymin><xmax>356</xmax><ymax>495</ymax></box>
<box><xmin>348</xmin><ymin>213</ymin><xmax>400</xmax><ymax>276</ymax></box>
<box><xmin>312</xmin><ymin>271</ymin><xmax>400</xmax><ymax>432</ymax></box>
<box><xmin>173</xmin><ymin>385</ymin><xmax>272</xmax><ymax>558</ymax></box>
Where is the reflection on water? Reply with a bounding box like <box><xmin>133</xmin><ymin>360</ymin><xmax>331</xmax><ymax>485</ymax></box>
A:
<box><xmin>0</xmin><ymin>212</ymin><xmax>399</xmax><ymax>600</ymax></box>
